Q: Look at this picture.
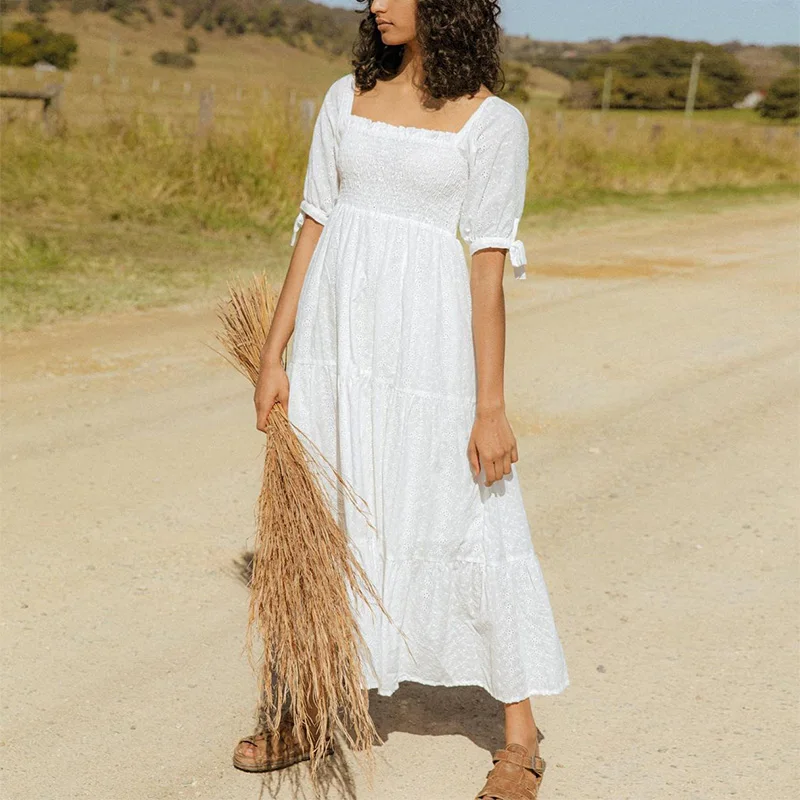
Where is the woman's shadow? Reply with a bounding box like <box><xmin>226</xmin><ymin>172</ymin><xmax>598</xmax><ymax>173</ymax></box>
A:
<box><xmin>368</xmin><ymin>682</ymin><xmax>505</xmax><ymax>753</ymax></box>
<box><xmin>247</xmin><ymin>685</ymin><xmax>504</xmax><ymax>800</ymax></box>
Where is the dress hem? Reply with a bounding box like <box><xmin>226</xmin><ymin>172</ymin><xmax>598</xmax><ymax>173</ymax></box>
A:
<box><xmin>366</xmin><ymin>674</ymin><xmax>570</xmax><ymax>705</ymax></box>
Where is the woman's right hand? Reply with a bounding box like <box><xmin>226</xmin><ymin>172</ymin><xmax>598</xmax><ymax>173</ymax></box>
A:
<box><xmin>254</xmin><ymin>359</ymin><xmax>290</xmax><ymax>433</ymax></box>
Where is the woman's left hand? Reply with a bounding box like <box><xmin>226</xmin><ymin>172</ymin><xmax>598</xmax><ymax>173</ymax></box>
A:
<box><xmin>467</xmin><ymin>407</ymin><xmax>519</xmax><ymax>486</ymax></box>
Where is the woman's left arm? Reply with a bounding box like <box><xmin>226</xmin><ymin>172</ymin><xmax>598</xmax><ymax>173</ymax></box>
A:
<box><xmin>467</xmin><ymin>248</ymin><xmax>519</xmax><ymax>487</ymax></box>
<box><xmin>459</xmin><ymin>103</ymin><xmax>530</xmax><ymax>487</ymax></box>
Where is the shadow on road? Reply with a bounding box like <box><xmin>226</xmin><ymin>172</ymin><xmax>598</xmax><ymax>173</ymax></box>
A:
<box><xmin>369</xmin><ymin>682</ymin><xmax>506</xmax><ymax>754</ymax></box>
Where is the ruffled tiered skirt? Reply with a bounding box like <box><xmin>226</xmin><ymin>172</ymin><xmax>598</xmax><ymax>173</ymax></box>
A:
<box><xmin>286</xmin><ymin>200</ymin><xmax>569</xmax><ymax>702</ymax></box>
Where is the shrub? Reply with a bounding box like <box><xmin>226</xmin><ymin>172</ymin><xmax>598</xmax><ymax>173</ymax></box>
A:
<box><xmin>0</xmin><ymin>20</ymin><xmax>78</xmax><ymax>69</ymax></box>
<box><xmin>563</xmin><ymin>80</ymin><xmax>596</xmax><ymax>109</ymax></box>
<box><xmin>0</xmin><ymin>31</ymin><xmax>33</xmax><ymax>64</ymax></box>
<box><xmin>760</xmin><ymin>70</ymin><xmax>800</xmax><ymax>120</ymax></box>
<box><xmin>253</xmin><ymin>7</ymin><xmax>285</xmax><ymax>36</ymax></box>
<box><xmin>498</xmin><ymin>62</ymin><xmax>530</xmax><ymax>103</ymax></box>
<box><xmin>26</xmin><ymin>0</ymin><xmax>52</xmax><ymax>14</ymax></box>
<box><xmin>186</xmin><ymin>35</ymin><xmax>199</xmax><ymax>54</ymax></box>
<box><xmin>575</xmin><ymin>38</ymin><xmax>751</xmax><ymax>110</ymax></box>
<box><xmin>151</xmin><ymin>50</ymin><xmax>196</xmax><ymax>69</ymax></box>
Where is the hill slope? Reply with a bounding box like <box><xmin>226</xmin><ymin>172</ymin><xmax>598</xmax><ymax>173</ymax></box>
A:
<box><xmin>3</xmin><ymin>0</ymin><xmax>360</xmax><ymax>58</ymax></box>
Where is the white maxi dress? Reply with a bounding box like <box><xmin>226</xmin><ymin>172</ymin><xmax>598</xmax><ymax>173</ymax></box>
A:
<box><xmin>286</xmin><ymin>74</ymin><xmax>569</xmax><ymax>703</ymax></box>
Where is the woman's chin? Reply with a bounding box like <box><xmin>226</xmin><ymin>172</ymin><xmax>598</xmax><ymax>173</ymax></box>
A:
<box><xmin>379</xmin><ymin>31</ymin><xmax>407</xmax><ymax>47</ymax></box>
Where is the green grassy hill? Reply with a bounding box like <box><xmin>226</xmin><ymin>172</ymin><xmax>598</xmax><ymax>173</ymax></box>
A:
<box><xmin>504</xmin><ymin>33</ymin><xmax>799</xmax><ymax>91</ymax></box>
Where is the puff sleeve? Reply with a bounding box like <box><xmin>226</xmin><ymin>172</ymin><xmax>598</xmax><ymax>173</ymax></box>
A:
<box><xmin>459</xmin><ymin>103</ymin><xmax>530</xmax><ymax>280</ymax></box>
<box><xmin>290</xmin><ymin>76</ymin><xmax>347</xmax><ymax>246</ymax></box>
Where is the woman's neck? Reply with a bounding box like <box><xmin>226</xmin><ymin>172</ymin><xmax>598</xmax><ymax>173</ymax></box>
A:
<box><xmin>395</xmin><ymin>39</ymin><xmax>425</xmax><ymax>89</ymax></box>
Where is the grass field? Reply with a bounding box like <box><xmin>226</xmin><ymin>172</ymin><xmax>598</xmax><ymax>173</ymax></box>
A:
<box><xmin>0</xmin><ymin>8</ymin><xmax>346</xmax><ymax>126</ymax></box>
<box><xmin>2</xmin><ymin>10</ymin><xmax>799</xmax><ymax>330</ymax></box>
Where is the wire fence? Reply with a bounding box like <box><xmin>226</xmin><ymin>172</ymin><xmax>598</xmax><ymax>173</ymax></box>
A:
<box><xmin>1</xmin><ymin>65</ymin><xmax>797</xmax><ymax>156</ymax></box>
<box><xmin>0</xmin><ymin>66</ymin><xmax>321</xmax><ymax>129</ymax></box>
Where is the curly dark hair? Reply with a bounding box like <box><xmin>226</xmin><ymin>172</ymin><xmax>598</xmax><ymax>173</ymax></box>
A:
<box><xmin>352</xmin><ymin>0</ymin><xmax>505</xmax><ymax>101</ymax></box>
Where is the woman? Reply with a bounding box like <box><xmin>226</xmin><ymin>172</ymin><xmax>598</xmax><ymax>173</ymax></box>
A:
<box><xmin>233</xmin><ymin>1</ymin><xmax>569</xmax><ymax>796</ymax></box>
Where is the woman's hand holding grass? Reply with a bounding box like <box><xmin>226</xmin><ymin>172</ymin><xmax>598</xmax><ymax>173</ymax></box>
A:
<box><xmin>254</xmin><ymin>360</ymin><xmax>290</xmax><ymax>433</ymax></box>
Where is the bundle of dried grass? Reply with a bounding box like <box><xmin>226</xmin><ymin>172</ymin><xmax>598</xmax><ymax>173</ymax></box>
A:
<box><xmin>214</xmin><ymin>273</ymin><xmax>392</xmax><ymax>783</ymax></box>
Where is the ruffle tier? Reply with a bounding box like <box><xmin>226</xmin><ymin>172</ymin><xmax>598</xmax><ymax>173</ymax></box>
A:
<box><xmin>285</xmin><ymin>358</ymin><xmax>570</xmax><ymax>702</ymax></box>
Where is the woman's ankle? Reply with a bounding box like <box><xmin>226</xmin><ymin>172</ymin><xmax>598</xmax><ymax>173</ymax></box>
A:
<box><xmin>503</xmin><ymin>698</ymin><xmax>540</xmax><ymax>755</ymax></box>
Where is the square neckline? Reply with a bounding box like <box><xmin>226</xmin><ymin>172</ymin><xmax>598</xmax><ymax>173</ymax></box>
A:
<box><xmin>344</xmin><ymin>74</ymin><xmax>498</xmax><ymax>139</ymax></box>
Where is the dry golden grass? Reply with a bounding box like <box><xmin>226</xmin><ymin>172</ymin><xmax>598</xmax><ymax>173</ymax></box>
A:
<box><xmin>522</xmin><ymin>107</ymin><xmax>799</xmax><ymax>203</ymax></box>
<box><xmin>526</xmin><ymin>66</ymin><xmax>572</xmax><ymax>99</ymax></box>
<box><xmin>214</xmin><ymin>274</ymin><xmax>397</xmax><ymax>784</ymax></box>
<box><xmin>0</xmin><ymin>8</ymin><xmax>347</xmax><ymax>127</ymax></box>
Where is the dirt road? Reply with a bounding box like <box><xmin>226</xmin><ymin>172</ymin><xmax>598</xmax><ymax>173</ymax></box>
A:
<box><xmin>2</xmin><ymin>201</ymin><xmax>798</xmax><ymax>800</ymax></box>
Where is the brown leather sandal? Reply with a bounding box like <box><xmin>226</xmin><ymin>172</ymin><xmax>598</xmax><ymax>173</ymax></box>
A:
<box><xmin>475</xmin><ymin>729</ymin><xmax>546</xmax><ymax>800</ymax></box>
<box><xmin>232</xmin><ymin>711</ymin><xmax>334</xmax><ymax>773</ymax></box>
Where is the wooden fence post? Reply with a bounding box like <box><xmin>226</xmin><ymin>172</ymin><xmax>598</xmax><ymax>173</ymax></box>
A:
<box><xmin>649</xmin><ymin>123</ymin><xmax>664</xmax><ymax>145</ymax></box>
<box><xmin>43</xmin><ymin>83</ymin><xmax>62</xmax><ymax>135</ymax></box>
<box><xmin>197</xmin><ymin>88</ymin><xmax>214</xmax><ymax>138</ymax></box>
<box><xmin>0</xmin><ymin>85</ymin><xmax>63</xmax><ymax>134</ymax></box>
<box><xmin>601</xmin><ymin>66</ymin><xmax>613</xmax><ymax>113</ymax></box>
<box><xmin>300</xmin><ymin>98</ymin><xmax>317</xmax><ymax>131</ymax></box>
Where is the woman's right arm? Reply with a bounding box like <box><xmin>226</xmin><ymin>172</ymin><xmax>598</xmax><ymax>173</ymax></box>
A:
<box><xmin>254</xmin><ymin>217</ymin><xmax>323</xmax><ymax>432</ymax></box>
<box><xmin>254</xmin><ymin>75</ymin><xmax>347</xmax><ymax>431</ymax></box>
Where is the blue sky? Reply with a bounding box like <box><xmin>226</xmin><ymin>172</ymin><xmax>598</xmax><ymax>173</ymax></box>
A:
<box><xmin>314</xmin><ymin>0</ymin><xmax>800</xmax><ymax>46</ymax></box>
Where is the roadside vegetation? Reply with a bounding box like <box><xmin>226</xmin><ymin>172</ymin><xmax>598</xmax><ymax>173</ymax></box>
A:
<box><xmin>1</xmin><ymin>7</ymin><xmax>798</xmax><ymax>329</ymax></box>
<box><xmin>3</xmin><ymin>96</ymin><xmax>797</xmax><ymax>329</ymax></box>
<box><xmin>760</xmin><ymin>70</ymin><xmax>800</xmax><ymax>120</ymax></box>
<box><xmin>568</xmin><ymin>38</ymin><xmax>750</xmax><ymax>110</ymax></box>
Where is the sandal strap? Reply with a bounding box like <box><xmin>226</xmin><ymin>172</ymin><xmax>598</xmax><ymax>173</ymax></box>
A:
<box><xmin>237</xmin><ymin>734</ymin><xmax>265</xmax><ymax>747</ymax></box>
<box><xmin>476</xmin><ymin>774</ymin><xmax>538</xmax><ymax>800</ymax></box>
<box><xmin>492</xmin><ymin>750</ymin><xmax>546</xmax><ymax>777</ymax></box>
<box><xmin>492</xmin><ymin>748</ymin><xmax>531</xmax><ymax>769</ymax></box>
<box><xmin>491</xmin><ymin>748</ymin><xmax>546</xmax><ymax>776</ymax></box>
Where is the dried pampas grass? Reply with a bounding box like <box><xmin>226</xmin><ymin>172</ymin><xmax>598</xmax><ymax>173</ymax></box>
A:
<box><xmin>214</xmin><ymin>273</ymin><xmax>393</xmax><ymax>783</ymax></box>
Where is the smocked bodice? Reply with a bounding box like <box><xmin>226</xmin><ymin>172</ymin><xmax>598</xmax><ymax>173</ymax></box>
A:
<box><xmin>337</xmin><ymin>116</ymin><xmax>472</xmax><ymax>235</ymax></box>
<box><xmin>291</xmin><ymin>73</ymin><xmax>532</xmax><ymax>280</ymax></box>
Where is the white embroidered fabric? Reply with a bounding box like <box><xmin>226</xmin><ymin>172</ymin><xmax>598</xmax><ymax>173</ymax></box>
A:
<box><xmin>286</xmin><ymin>74</ymin><xmax>568</xmax><ymax>702</ymax></box>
